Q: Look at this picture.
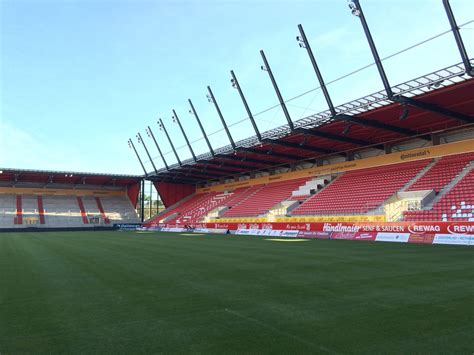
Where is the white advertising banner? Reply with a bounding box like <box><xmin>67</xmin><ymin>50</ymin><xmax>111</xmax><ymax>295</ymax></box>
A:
<box><xmin>161</xmin><ymin>227</ymin><xmax>187</xmax><ymax>232</ymax></box>
<box><xmin>433</xmin><ymin>234</ymin><xmax>474</xmax><ymax>246</ymax></box>
<box><xmin>375</xmin><ymin>233</ymin><xmax>410</xmax><ymax>243</ymax></box>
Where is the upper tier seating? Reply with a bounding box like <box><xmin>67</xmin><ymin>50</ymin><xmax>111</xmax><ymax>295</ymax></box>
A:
<box><xmin>407</xmin><ymin>152</ymin><xmax>474</xmax><ymax>192</ymax></box>
<box><xmin>222</xmin><ymin>178</ymin><xmax>310</xmax><ymax>217</ymax></box>
<box><xmin>292</xmin><ymin>160</ymin><xmax>430</xmax><ymax>215</ymax></box>
<box><xmin>404</xmin><ymin>169</ymin><xmax>474</xmax><ymax>222</ymax></box>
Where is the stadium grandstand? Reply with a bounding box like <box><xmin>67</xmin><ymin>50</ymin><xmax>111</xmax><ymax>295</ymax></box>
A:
<box><xmin>1</xmin><ymin>0</ymin><xmax>474</xmax><ymax>237</ymax></box>
<box><xmin>0</xmin><ymin>169</ymin><xmax>141</xmax><ymax>229</ymax></box>
<box><xmin>143</xmin><ymin>57</ymin><xmax>474</xmax><ymax>232</ymax></box>
<box><xmin>2</xmin><ymin>1</ymin><xmax>474</xmax><ymax>353</ymax></box>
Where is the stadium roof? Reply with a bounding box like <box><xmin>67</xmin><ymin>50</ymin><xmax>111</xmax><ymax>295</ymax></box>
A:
<box><xmin>0</xmin><ymin>168</ymin><xmax>142</xmax><ymax>187</ymax></box>
<box><xmin>147</xmin><ymin>60</ymin><xmax>474</xmax><ymax>185</ymax></box>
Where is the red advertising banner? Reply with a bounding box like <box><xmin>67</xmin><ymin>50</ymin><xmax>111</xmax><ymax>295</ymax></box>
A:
<box><xmin>146</xmin><ymin>221</ymin><xmax>474</xmax><ymax>245</ymax></box>
<box><xmin>408</xmin><ymin>233</ymin><xmax>435</xmax><ymax>244</ymax></box>
<box><xmin>153</xmin><ymin>221</ymin><xmax>474</xmax><ymax>235</ymax></box>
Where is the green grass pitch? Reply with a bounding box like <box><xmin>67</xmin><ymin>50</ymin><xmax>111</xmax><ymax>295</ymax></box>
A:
<box><xmin>0</xmin><ymin>231</ymin><xmax>472</xmax><ymax>354</ymax></box>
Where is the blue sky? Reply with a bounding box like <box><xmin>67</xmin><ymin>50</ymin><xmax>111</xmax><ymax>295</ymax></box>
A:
<box><xmin>1</xmin><ymin>0</ymin><xmax>472</xmax><ymax>175</ymax></box>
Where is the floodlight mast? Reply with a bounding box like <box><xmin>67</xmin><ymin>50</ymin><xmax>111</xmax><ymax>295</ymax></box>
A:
<box><xmin>348</xmin><ymin>0</ymin><xmax>394</xmax><ymax>99</ymax></box>
<box><xmin>172</xmin><ymin>109</ymin><xmax>197</xmax><ymax>162</ymax></box>
<box><xmin>297</xmin><ymin>24</ymin><xmax>336</xmax><ymax>117</ymax></box>
<box><xmin>260</xmin><ymin>50</ymin><xmax>294</xmax><ymax>131</ymax></box>
<box><xmin>442</xmin><ymin>0</ymin><xmax>473</xmax><ymax>77</ymax></box>
<box><xmin>128</xmin><ymin>139</ymin><xmax>148</xmax><ymax>176</ymax></box>
<box><xmin>230</xmin><ymin>70</ymin><xmax>262</xmax><ymax>141</ymax></box>
<box><xmin>136</xmin><ymin>132</ymin><xmax>158</xmax><ymax>174</ymax></box>
<box><xmin>206</xmin><ymin>86</ymin><xmax>236</xmax><ymax>150</ymax></box>
<box><xmin>146</xmin><ymin>126</ymin><xmax>169</xmax><ymax>171</ymax></box>
<box><xmin>158</xmin><ymin>118</ymin><xmax>182</xmax><ymax>166</ymax></box>
<box><xmin>140</xmin><ymin>180</ymin><xmax>145</xmax><ymax>222</ymax></box>
<box><xmin>348</xmin><ymin>0</ymin><xmax>474</xmax><ymax>124</ymax></box>
<box><xmin>188</xmin><ymin>99</ymin><xmax>215</xmax><ymax>156</ymax></box>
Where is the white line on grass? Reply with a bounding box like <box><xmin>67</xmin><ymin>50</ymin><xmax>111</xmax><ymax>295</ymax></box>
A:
<box><xmin>223</xmin><ymin>308</ymin><xmax>337</xmax><ymax>354</ymax></box>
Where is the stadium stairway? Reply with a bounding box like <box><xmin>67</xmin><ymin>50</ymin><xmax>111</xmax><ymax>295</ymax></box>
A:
<box><xmin>37</xmin><ymin>196</ymin><xmax>46</xmax><ymax>224</ymax></box>
<box><xmin>82</xmin><ymin>196</ymin><xmax>102</xmax><ymax>223</ymax></box>
<box><xmin>15</xmin><ymin>195</ymin><xmax>22</xmax><ymax>225</ymax></box>
<box><xmin>95</xmin><ymin>197</ymin><xmax>110</xmax><ymax>224</ymax></box>
<box><xmin>76</xmin><ymin>197</ymin><xmax>89</xmax><ymax>224</ymax></box>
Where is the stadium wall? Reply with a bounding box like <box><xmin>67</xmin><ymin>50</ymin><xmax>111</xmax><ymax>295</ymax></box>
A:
<box><xmin>126</xmin><ymin>183</ymin><xmax>140</xmax><ymax>206</ymax></box>
<box><xmin>154</xmin><ymin>181</ymin><xmax>195</xmax><ymax>208</ymax></box>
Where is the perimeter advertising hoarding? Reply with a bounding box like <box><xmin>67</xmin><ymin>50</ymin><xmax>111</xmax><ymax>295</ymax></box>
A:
<box><xmin>193</xmin><ymin>228</ymin><xmax>229</xmax><ymax>234</ymax></box>
<box><xmin>432</xmin><ymin>234</ymin><xmax>474</xmax><ymax>245</ymax></box>
<box><xmin>155</xmin><ymin>221</ymin><xmax>474</xmax><ymax>245</ymax></box>
<box><xmin>236</xmin><ymin>229</ymin><xmax>299</xmax><ymax>237</ymax></box>
<box><xmin>375</xmin><ymin>233</ymin><xmax>411</xmax><ymax>243</ymax></box>
<box><xmin>200</xmin><ymin>221</ymin><xmax>474</xmax><ymax>235</ymax></box>
<box><xmin>408</xmin><ymin>234</ymin><xmax>435</xmax><ymax>244</ymax></box>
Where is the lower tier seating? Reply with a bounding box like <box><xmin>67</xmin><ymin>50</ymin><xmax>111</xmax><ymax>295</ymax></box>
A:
<box><xmin>166</xmin><ymin>192</ymin><xmax>235</xmax><ymax>224</ymax></box>
<box><xmin>292</xmin><ymin>160</ymin><xmax>430</xmax><ymax>215</ymax></box>
<box><xmin>404</xmin><ymin>169</ymin><xmax>474</xmax><ymax>222</ymax></box>
<box><xmin>0</xmin><ymin>194</ymin><xmax>138</xmax><ymax>228</ymax></box>
<box><xmin>222</xmin><ymin>178</ymin><xmax>310</xmax><ymax>217</ymax></box>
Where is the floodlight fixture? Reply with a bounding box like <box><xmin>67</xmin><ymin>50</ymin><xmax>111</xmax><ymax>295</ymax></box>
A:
<box><xmin>296</xmin><ymin>35</ymin><xmax>306</xmax><ymax>48</ymax></box>
<box><xmin>399</xmin><ymin>104</ymin><xmax>410</xmax><ymax>121</ymax></box>
<box><xmin>348</xmin><ymin>0</ymin><xmax>361</xmax><ymax>17</ymax></box>
<box><xmin>342</xmin><ymin>123</ymin><xmax>352</xmax><ymax>135</ymax></box>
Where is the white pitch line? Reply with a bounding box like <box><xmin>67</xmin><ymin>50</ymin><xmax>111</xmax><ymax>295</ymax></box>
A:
<box><xmin>223</xmin><ymin>308</ymin><xmax>337</xmax><ymax>354</ymax></box>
